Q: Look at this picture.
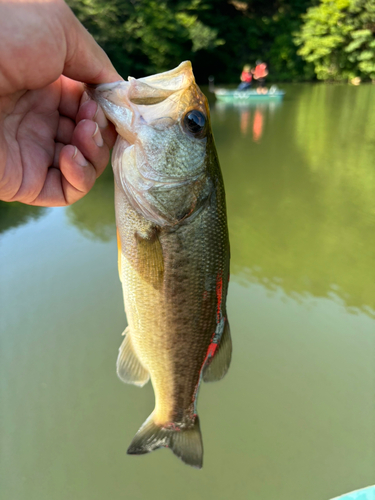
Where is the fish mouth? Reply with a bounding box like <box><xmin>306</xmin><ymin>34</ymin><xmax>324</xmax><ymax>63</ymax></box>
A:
<box><xmin>86</xmin><ymin>80</ymin><xmax>133</xmax><ymax>144</ymax></box>
<box><xmin>86</xmin><ymin>61</ymin><xmax>197</xmax><ymax>145</ymax></box>
<box><xmin>129</xmin><ymin>60</ymin><xmax>195</xmax><ymax>94</ymax></box>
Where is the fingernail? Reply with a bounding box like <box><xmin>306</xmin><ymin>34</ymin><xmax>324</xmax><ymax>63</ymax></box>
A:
<box><xmin>80</xmin><ymin>91</ymin><xmax>90</xmax><ymax>107</ymax></box>
<box><xmin>72</xmin><ymin>146</ymin><xmax>88</xmax><ymax>166</ymax></box>
<box><xmin>92</xmin><ymin>123</ymin><xmax>103</xmax><ymax>147</ymax></box>
<box><xmin>94</xmin><ymin>104</ymin><xmax>109</xmax><ymax>128</ymax></box>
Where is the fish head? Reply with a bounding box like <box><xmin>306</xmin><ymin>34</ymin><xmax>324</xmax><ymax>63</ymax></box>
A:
<box><xmin>88</xmin><ymin>61</ymin><xmax>216</xmax><ymax>226</ymax></box>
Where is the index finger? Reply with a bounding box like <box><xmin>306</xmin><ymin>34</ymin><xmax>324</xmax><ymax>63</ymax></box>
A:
<box><xmin>61</xmin><ymin>3</ymin><xmax>121</xmax><ymax>85</ymax></box>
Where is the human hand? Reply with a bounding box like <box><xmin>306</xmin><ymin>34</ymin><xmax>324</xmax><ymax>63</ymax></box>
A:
<box><xmin>0</xmin><ymin>0</ymin><xmax>121</xmax><ymax>206</ymax></box>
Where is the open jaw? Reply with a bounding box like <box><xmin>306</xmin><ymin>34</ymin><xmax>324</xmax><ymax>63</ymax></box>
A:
<box><xmin>86</xmin><ymin>61</ymin><xmax>197</xmax><ymax>146</ymax></box>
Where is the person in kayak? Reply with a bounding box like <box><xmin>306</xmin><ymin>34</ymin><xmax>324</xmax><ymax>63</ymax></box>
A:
<box><xmin>237</xmin><ymin>65</ymin><xmax>252</xmax><ymax>90</ymax></box>
<box><xmin>253</xmin><ymin>61</ymin><xmax>268</xmax><ymax>94</ymax></box>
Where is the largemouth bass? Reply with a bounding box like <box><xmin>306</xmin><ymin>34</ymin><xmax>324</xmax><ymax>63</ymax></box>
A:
<box><xmin>88</xmin><ymin>61</ymin><xmax>231</xmax><ymax>468</ymax></box>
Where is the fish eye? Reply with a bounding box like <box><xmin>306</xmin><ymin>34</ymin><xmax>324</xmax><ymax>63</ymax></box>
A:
<box><xmin>183</xmin><ymin>110</ymin><xmax>206</xmax><ymax>137</ymax></box>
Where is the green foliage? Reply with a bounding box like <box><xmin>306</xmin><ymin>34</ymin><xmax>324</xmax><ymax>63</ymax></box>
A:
<box><xmin>68</xmin><ymin>0</ymin><xmax>224</xmax><ymax>76</ymax></box>
<box><xmin>295</xmin><ymin>0</ymin><xmax>375</xmax><ymax>80</ymax></box>
<box><xmin>176</xmin><ymin>12</ymin><xmax>224</xmax><ymax>52</ymax></box>
<box><xmin>195</xmin><ymin>0</ymin><xmax>315</xmax><ymax>82</ymax></box>
<box><xmin>67</xmin><ymin>0</ymin><xmax>314</xmax><ymax>82</ymax></box>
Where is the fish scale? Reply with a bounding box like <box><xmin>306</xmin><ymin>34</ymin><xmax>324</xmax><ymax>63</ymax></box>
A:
<box><xmin>88</xmin><ymin>61</ymin><xmax>231</xmax><ymax>468</ymax></box>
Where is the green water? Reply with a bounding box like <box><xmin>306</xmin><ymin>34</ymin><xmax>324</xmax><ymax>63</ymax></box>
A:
<box><xmin>1</xmin><ymin>84</ymin><xmax>374</xmax><ymax>500</ymax></box>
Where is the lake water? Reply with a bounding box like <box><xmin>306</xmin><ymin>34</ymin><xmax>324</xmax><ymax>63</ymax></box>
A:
<box><xmin>1</xmin><ymin>84</ymin><xmax>375</xmax><ymax>500</ymax></box>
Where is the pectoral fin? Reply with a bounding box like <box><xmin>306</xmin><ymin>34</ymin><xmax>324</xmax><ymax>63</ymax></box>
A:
<box><xmin>117</xmin><ymin>328</ymin><xmax>150</xmax><ymax>387</ymax></box>
<box><xmin>203</xmin><ymin>321</ymin><xmax>232</xmax><ymax>382</ymax></box>
<box><xmin>135</xmin><ymin>230</ymin><xmax>164</xmax><ymax>289</ymax></box>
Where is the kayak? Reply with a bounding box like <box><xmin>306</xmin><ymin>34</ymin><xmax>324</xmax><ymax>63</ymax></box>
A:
<box><xmin>330</xmin><ymin>486</ymin><xmax>375</xmax><ymax>500</ymax></box>
<box><xmin>214</xmin><ymin>87</ymin><xmax>285</xmax><ymax>102</ymax></box>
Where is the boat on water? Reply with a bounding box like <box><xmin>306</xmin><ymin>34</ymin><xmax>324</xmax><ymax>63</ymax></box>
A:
<box><xmin>214</xmin><ymin>86</ymin><xmax>285</xmax><ymax>102</ymax></box>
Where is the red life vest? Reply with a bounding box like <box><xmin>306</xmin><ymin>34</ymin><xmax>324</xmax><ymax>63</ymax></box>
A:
<box><xmin>254</xmin><ymin>63</ymin><xmax>267</xmax><ymax>79</ymax></box>
<box><xmin>241</xmin><ymin>71</ymin><xmax>252</xmax><ymax>83</ymax></box>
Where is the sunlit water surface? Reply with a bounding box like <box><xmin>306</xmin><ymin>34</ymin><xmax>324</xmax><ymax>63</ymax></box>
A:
<box><xmin>1</xmin><ymin>84</ymin><xmax>375</xmax><ymax>500</ymax></box>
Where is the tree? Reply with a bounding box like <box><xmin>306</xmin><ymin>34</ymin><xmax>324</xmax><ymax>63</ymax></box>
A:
<box><xmin>295</xmin><ymin>0</ymin><xmax>375</xmax><ymax>81</ymax></box>
<box><xmin>67</xmin><ymin>0</ymin><xmax>224</xmax><ymax>77</ymax></box>
<box><xmin>68</xmin><ymin>0</ymin><xmax>315</xmax><ymax>82</ymax></box>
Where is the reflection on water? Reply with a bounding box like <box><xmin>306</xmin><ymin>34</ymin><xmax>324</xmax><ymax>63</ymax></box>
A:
<box><xmin>240</xmin><ymin>108</ymin><xmax>250</xmax><ymax>137</ymax></box>
<box><xmin>212</xmin><ymin>84</ymin><xmax>375</xmax><ymax>318</ymax></box>
<box><xmin>1</xmin><ymin>84</ymin><xmax>375</xmax><ymax>500</ymax></box>
<box><xmin>215</xmin><ymin>99</ymin><xmax>283</xmax><ymax>142</ymax></box>
<box><xmin>0</xmin><ymin>201</ymin><xmax>46</xmax><ymax>234</ymax></box>
<box><xmin>252</xmin><ymin>108</ymin><xmax>263</xmax><ymax>141</ymax></box>
<box><xmin>66</xmin><ymin>166</ymin><xmax>116</xmax><ymax>241</ymax></box>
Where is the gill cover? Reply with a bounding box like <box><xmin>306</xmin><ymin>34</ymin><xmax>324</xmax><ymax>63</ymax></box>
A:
<box><xmin>88</xmin><ymin>62</ymin><xmax>212</xmax><ymax>227</ymax></box>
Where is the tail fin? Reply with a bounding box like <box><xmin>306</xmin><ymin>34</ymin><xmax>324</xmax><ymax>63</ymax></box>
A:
<box><xmin>127</xmin><ymin>413</ymin><xmax>203</xmax><ymax>469</ymax></box>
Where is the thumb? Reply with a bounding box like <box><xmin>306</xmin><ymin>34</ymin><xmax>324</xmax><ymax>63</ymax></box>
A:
<box><xmin>62</xmin><ymin>2</ymin><xmax>121</xmax><ymax>84</ymax></box>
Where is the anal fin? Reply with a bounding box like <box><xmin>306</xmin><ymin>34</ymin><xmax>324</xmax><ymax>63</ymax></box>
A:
<box><xmin>203</xmin><ymin>320</ymin><xmax>232</xmax><ymax>382</ymax></box>
<box><xmin>117</xmin><ymin>327</ymin><xmax>150</xmax><ymax>387</ymax></box>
